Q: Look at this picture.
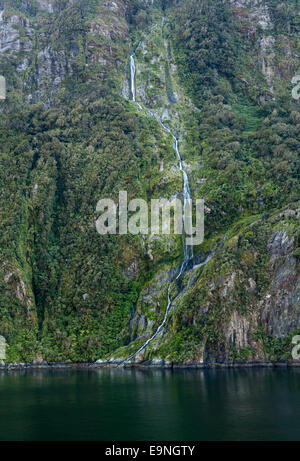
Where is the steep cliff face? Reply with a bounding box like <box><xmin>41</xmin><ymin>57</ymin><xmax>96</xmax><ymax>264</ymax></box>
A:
<box><xmin>0</xmin><ymin>0</ymin><xmax>129</xmax><ymax>104</ymax></box>
<box><xmin>0</xmin><ymin>0</ymin><xmax>299</xmax><ymax>364</ymax></box>
<box><xmin>0</xmin><ymin>0</ymin><xmax>150</xmax><ymax>362</ymax></box>
<box><xmin>107</xmin><ymin>0</ymin><xmax>299</xmax><ymax>365</ymax></box>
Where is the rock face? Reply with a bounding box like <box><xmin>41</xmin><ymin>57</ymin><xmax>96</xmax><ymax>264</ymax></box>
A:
<box><xmin>0</xmin><ymin>0</ymin><xmax>299</xmax><ymax>365</ymax></box>
<box><xmin>0</xmin><ymin>0</ymin><xmax>129</xmax><ymax>103</ymax></box>
<box><xmin>262</xmin><ymin>232</ymin><xmax>300</xmax><ymax>338</ymax></box>
<box><xmin>36</xmin><ymin>0</ymin><xmax>55</xmax><ymax>13</ymax></box>
<box><xmin>0</xmin><ymin>12</ymin><xmax>33</xmax><ymax>56</ymax></box>
<box><xmin>35</xmin><ymin>47</ymin><xmax>68</xmax><ymax>102</ymax></box>
<box><xmin>0</xmin><ymin>336</ymin><xmax>6</xmax><ymax>362</ymax></box>
<box><xmin>230</xmin><ymin>0</ymin><xmax>273</xmax><ymax>30</ymax></box>
<box><xmin>0</xmin><ymin>5</ymin><xmax>64</xmax><ymax>102</ymax></box>
<box><xmin>124</xmin><ymin>206</ymin><xmax>300</xmax><ymax>364</ymax></box>
<box><xmin>229</xmin><ymin>0</ymin><xmax>295</xmax><ymax>95</ymax></box>
<box><xmin>260</xmin><ymin>36</ymin><xmax>276</xmax><ymax>87</ymax></box>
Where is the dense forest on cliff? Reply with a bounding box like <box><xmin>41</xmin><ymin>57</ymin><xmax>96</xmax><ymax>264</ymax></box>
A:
<box><xmin>0</xmin><ymin>0</ymin><xmax>299</xmax><ymax>364</ymax></box>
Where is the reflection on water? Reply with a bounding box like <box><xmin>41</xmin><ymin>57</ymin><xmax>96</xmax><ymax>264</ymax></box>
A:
<box><xmin>0</xmin><ymin>368</ymin><xmax>300</xmax><ymax>441</ymax></box>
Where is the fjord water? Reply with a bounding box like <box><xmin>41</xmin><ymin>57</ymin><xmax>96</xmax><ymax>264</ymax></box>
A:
<box><xmin>0</xmin><ymin>369</ymin><xmax>299</xmax><ymax>441</ymax></box>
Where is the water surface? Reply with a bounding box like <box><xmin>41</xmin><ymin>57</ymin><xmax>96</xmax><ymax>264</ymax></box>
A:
<box><xmin>0</xmin><ymin>368</ymin><xmax>299</xmax><ymax>441</ymax></box>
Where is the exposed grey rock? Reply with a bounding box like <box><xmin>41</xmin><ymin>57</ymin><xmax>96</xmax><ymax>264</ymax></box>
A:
<box><xmin>260</xmin><ymin>36</ymin><xmax>276</xmax><ymax>86</ymax></box>
<box><xmin>248</xmin><ymin>278</ymin><xmax>257</xmax><ymax>293</ymax></box>
<box><xmin>124</xmin><ymin>261</ymin><xmax>138</xmax><ymax>280</ymax></box>
<box><xmin>37</xmin><ymin>46</ymin><xmax>68</xmax><ymax>94</ymax></box>
<box><xmin>151</xmin><ymin>357</ymin><xmax>164</xmax><ymax>365</ymax></box>
<box><xmin>262</xmin><ymin>254</ymin><xmax>300</xmax><ymax>338</ymax></box>
<box><xmin>225</xmin><ymin>312</ymin><xmax>251</xmax><ymax>349</ymax></box>
<box><xmin>0</xmin><ymin>336</ymin><xmax>6</xmax><ymax>362</ymax></box>
<box><xmin>36</xmin><ymin>0</ymin><xmax>55</xmax><ymax>13</ymax></box>
<box><xmin>230</xmin><ymin>0</ymin><xmax>273</xmax><ymax>31</ymax></box>
<box><xmin>268</xmin><ymin>232</ymin><xmax>295</xmax><ymax>264</ymax></box>
<box><xmin>0</xmin><ymin>14</ymin><xmax>33</xmax><ymax>57</ymax></box>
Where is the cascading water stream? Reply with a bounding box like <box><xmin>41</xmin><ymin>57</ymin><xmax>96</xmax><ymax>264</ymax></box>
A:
<box><xmin>130</xmin><ymin>54</ymin><xmax>136</xmax><ymax>102</ymax></box>
<box><xmin>121</xmin><ymin>285</ymin><xmax>173</xmax><ymax>365</ymax></box>
<box><xmin>121</xmin><ymin>23</ymin><xmax>196</xmax><ymax>366</ymax></box>
<box><xmin>173</xmin><ymin>136</ymin><xmax>194</xmax><ymax>277</ymax></box>
<box><xmin>130</xmin><ymin>24</ymin><xmax>157</xmax><ymax>103</ymax></box>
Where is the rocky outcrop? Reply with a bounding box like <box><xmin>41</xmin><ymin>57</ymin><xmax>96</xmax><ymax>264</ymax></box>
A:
<box><xmin>229</xmin><ymin>0</ymin><xmax>278</xmax><ymax>93</ymax></box>
<box><xmin>1</xmin><ymin>261</ymin><xmax>34</xmax><ymax>319</ymax></box>
<box><xmin>36</xmin><ymin>0</ymin><xmax>55</xmax><ymax>13</ymax></box>
<box><xmin>87</xmin><ymin>0</ymin><xmax>128</xmax><ymax>68</ymax></box>
<box><xmin>0</xmin><ymin>12</ymin><xmax>33</xmax><ymax>57</ymax></box>
<box><xmin>262</xmin><ymin>232</ymin><xmax>300</xmax><ymax>338</ymax></box>
<box><xmin>260</xmin><ymin>36</ymin><xmax>276</xmax><ymax>88</ymax></box>
<box><xmin>0</xmin><ymin>0</ymin><xmax>129</xmax><ymax>103</ymax></box>
<box><xmin>35</xmin><ymin>46</ymin><xmax>68</xmax><ymax>102</ymax></box>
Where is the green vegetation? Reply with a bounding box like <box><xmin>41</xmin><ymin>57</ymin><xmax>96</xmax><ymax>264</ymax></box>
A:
<box><xmin>0</xmin><ymin>0</ymin><xmax>299</xmax><ymax>364</ymax></box>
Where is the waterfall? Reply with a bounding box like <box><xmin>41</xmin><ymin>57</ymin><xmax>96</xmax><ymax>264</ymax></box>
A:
<box><xmin>121</xmin><ymin>23</ymin><xmax>196</xmax><ymax>366</ymax></box>
<box><xmin>173</xmin><ymin>136</ymin><xmax>194</xmax><ymax>272</ymax></box>
<box><xmin>130</xmin><ymin>54</ymin><xmax>136</xmax><ymax>102</ymax></box>
<box><xmin>122</xmin><ymin>285</ymin><xmax>172</xmax><ymax>365</ymax></box>
<box><xmin>157</xmin><ymin>122</ymin><xmax>194</xmax><ymax>275</ymax></box>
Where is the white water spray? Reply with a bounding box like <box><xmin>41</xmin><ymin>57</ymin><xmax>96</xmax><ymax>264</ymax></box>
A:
<box><xmin>130</xmin><ymin>54</ymin><xmax>136</xmax><ymax>102</ymax></box>
<box><xmin>121</xmin><ymin>23</ymin><xmax>196</xmax><ymax>366</ymax></box>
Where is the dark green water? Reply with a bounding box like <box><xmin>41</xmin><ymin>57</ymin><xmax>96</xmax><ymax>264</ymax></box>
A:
<box><xmin>0</xmin><ymin>368</ymin><xmax>299</xmax><ymax>441</ymax></box>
